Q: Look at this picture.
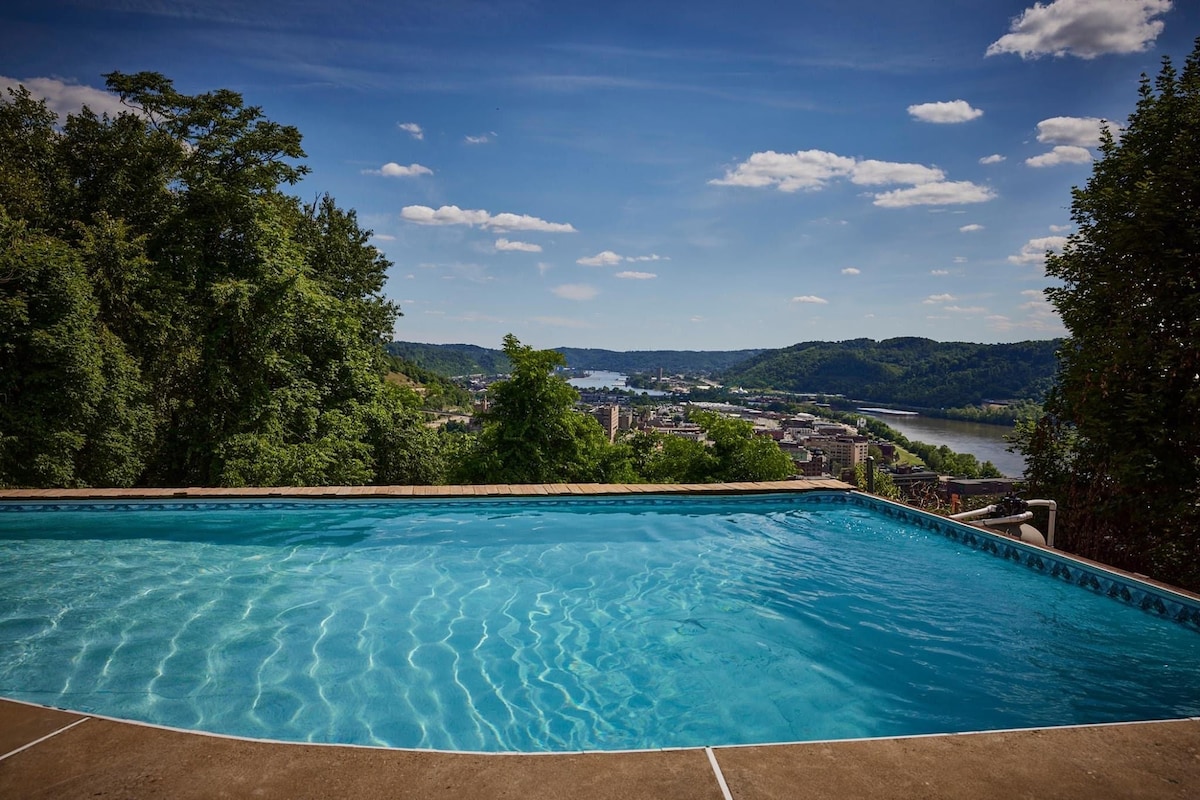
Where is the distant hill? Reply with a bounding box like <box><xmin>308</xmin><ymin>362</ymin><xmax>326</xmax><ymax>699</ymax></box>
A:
<box><xmin>718</xmin><ymin>337</ymin><xmax>1060</xmax><ymax>407</ymax></box>
<box><xmin>385</xmin><ymin>342</ymin><xmax>762</xmax><ymax>376</ymax></box>
<box><xmin>384</xmin><ymin>342</ymin><xmax>513</xmax><ymax>375</ymax></box>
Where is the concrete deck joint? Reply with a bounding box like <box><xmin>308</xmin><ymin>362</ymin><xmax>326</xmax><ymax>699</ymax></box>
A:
<box><xmin>705</xmin><ymin>746</ymin><xmax>733</xmax><ymax>800</ymax></box>
<box><xmin>0</xmin><ymin>716</ymin><xmax>89</xmax><ymax>762</ymax></box>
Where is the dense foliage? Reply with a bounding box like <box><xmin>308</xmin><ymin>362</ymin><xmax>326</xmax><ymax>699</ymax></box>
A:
<box><xmin>720</xmin><ymin>337</ymin><xmax>1059</xmax><ymax>408</ymax></box>
<box><xmin>1018</xmin><ymin>43</ymin><xmax>1200</xmax><ymax>590</ymax></box>
<box><xmin>0</xmin><ymin>74</ymin><xmax>446</xmax><ymax>487</ymax></box>
<box><xmin>452</xmin><ymin>335</ymin><xmax>637</xmax><ymax>484</ymax></box>
<box><xmin>627</xmin><ymin>412</ymin><xmax>794</xmax><ymax>484</ymax></box>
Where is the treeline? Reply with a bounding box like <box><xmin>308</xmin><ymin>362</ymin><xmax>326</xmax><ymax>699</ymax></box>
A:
<box><xmin>720</xmin><ymin>337</ymin><xmax>1059</xmax><ymax>408</ymax></box>
<box><xmin>386</xmin><ymin>340</ymin><xmax>762</xmax><ymax>376</ymax></box>
<box><xmin>0</xmin><ymin>74</ymin><xmax>452</xmax><ymax>488</ymax></box>
<box><xmin>384</xmin><ymin>341</ymin><xmax>512</xmax><ymax>376</ymax></box>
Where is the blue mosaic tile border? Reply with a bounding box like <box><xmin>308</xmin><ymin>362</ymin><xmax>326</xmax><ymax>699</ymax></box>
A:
<box><xmin>843</xmin><ymin>492</ymin><xmax>1200</xmax><ymax>632</ymax></box>
<box><xmin>3</xmin><ymin>490</ymin><xmax>1198</xmax><ymax>631</ymax></box>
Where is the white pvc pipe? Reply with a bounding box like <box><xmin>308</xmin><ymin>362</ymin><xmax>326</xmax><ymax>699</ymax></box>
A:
<box><xmin>1024</xmin><ymin>499</ymin><xmax>1057</xmax><ymax>548</ymax></box>
<box><xmin>979</xmin><ymin>511</ymin><xmax>1034</xmax><ymax>527</ymax></box>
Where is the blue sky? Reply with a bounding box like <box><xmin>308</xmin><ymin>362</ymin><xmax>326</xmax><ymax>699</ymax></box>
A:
<box><xmin>3</xmin><ymin>1</ymin><xmax>1196</xmax><ymax>351</ymax></box>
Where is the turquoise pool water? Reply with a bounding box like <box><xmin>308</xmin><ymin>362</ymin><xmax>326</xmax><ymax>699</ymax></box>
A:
<box><xmin>0</xmin><ymin>493</ymin><xmax>1197</xmax><ymax>752</ymax></box>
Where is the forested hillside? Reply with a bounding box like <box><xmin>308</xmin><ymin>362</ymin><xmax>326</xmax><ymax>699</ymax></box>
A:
<box><xmin>720</xmin><ymin>337</ymin><xmax>1060</xmax><ymax>407</ymax></box>
<box><xmin>554</xmin><ymin>347</ymin><xmax>763</xmax><ymax>374</ymax></box>
<box><xmin>384</xmin><ymin>342</ymin><xmax>512</xmax><ymax>375</ymax></box>
<box><xmin>387</xmin><ymin>341</ymin><xmax>762</xmax><ymax>375</ymax></box>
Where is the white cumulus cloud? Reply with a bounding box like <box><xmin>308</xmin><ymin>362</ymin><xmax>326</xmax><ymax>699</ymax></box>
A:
<box><xmin>710</xmin><ymin>149</ymin><xmax>857</xmax><ymax>192</ymax></box>
<box><xmin>615</xmin><ymin>271</ymin><xmax>656</xmax><ymax>280</ymax></box>
<box><xmin>791</xmin><ymin>295</ymin><xmax>829</xmax><ymax>304</ymax></box>
<box><xmin>979</xmin><ymin>154</ymin><xmax>1007</xmax><ymax>165</ymax></box>
<box><xmin>577</xmin><ymin>251</ymin><xmax>624</xmax><ymax>267</ymax></box>
<box><xmin>945</xmin><ymin>305</ymin><xmax>988</xmax><ymax>314</ymax></box>
<box><xmin>552</xmin><ymin>284</ymin><xmax>598</xmax><ymax>301</ymax></box>
<box><xmin>1026</xmin><ymin>145</ymin><xmax>1093</xmax><ymax>167</ymax></box>
<box><xmin>577</xmin><ymin>251</ymin><xmax>667</xmax><ymax>266</ymax></box>
<box><xmin>986</xmin><ymin>0</ymin><xmax>1172</xmax><ymax>60</ymax></box>
<box><xmin>1036</xmin><ymin>116</ymin><xmax>1117</xmax><ymax>147</ymax></box>
<box><xmin>362</xmin><ymin>162</ymin><xmax>433</xmax><ymax>177</ymax></box>
<box><xmin>924</xmin><ymin>293</ymin><xmax>956</xmax><ymax>304</ymax></box>
<box><xmin>712</xmin><ymin>149</ymin><xmax>989</xmax><ymax>207</ymax></box>
<box><xmin>1</xmin><ymin>75</ymin><xmax>128</xmax><ymax>120</ymax></box>
<box><xmin>907</xmin><ymin>100</ymin><xmax>984</xmax><ymax>123</ymax></box>
<box><xmin>1008</xmin><ymin>235</ymin><xmax>1069</xmax><ymax>265</ymax></box>
<box><xmin>841</xmin><ymin>267</ymin><xmax>861</xmax><ymax>275</ymax></box>
<box><xmin>959</xmin><ymin>223</ymin><xmax>985</xmax><ymax>233</ymax></box>
<box><xmin>873</xmin><ymin>181</ymin><xmax>996</xmax><ymax>208</ymax></box>
<box><xmin>930</xmin><ymin>269</ymin><xmax>951</xmax><ymax>276</ymax></box>
<box><xmin>465</xmin><ymin>132</ymin><xmax>494</xmax><ymax>144</ymax></box>
<box><xmin>850</xmin><ymin>160</ymin><xmax>945</xmax><ymax>186</ymax></box>
<box><xmin>495</xmin><ymin>238</ymin><xmax>542</xmax><ymax>253</ymax></box>
<box><xmin>401</xmin><ymin>205</ymin><xmax>577</xmax><ymax>233</ymax></box>
<box><xmin>398</xmin><ymin>122</ymin><xmax>424</xmax><ymax>140</ymax></box>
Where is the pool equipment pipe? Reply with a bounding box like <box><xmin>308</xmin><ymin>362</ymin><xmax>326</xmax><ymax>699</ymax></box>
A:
<box><xmin>950</xmin><ymin>499</ymin><xmax>1057</xmax><ymax>548</ymax></box>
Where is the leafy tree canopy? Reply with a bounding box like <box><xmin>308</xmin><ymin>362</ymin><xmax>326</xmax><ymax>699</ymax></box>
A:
<box><xmin>1019</xmin><ymin>40</ymin><xmax>1200</xmax><ymax>590</ymax></box>
<box><xmin>0</xmin><ymin>73</ymin><xmax>453</xmax><ymax>488</ymax></box>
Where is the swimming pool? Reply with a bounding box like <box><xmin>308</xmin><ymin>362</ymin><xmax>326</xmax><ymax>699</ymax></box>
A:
<box><xmin>0</xmin><ymin>491</ymin><xmax>1197</xmax><ymax>752</ymax></box>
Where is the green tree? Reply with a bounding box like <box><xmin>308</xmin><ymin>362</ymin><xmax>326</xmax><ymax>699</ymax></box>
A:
<box><xmin>1021</xmin><ymin>42</ymin><xmax>1200</xmax><ymax>589</ymax></box>
<box><xmin>689</xmin><ymin>411</ymin><xmax>795</xmax><ymax>482</ymax></box>
<box><xmin>0</xmin><ymin>74</ymin><xmax>426</xmax><ymax>489</ymax></box>
<box><xmin>460</xmin><ymin>334</ymin><xmax>635</xmax><ymax>483</ymax></box>
<box><xmin>0</xmin><ymin>212</ymin><xmax>152</xmax><ymax>487</ymax></box>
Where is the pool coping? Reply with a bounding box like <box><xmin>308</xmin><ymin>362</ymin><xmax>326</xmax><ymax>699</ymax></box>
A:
<box><xmin>0</xmin><ymin>478</ymin><xmax>852</xmax><ymax>502</ymax></box>
<box><xmin>2</xmin><ymin>696</ymin><xmax>1198</xmax><ymax>799</ymax></box>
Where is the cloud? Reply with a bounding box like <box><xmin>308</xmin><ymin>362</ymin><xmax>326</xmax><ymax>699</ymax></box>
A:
<box><xmin>370</xmin><ymin>233</ymin><xmax>396</xmax><ymax>241</ymax></box>
<box><xmin>873</xmin><ymin>181</ymin><xmax>996</xmax><ymax>208</ymax></box>
<box><xmin>979</xmin><ymin>154</ymin><xmax>1006</xmax><ymax>165</ymax></box>
<box><xmin>1025</xmin><ymin>145</ymin><xmax>1093</xmax><ymax>167</ymax></box>
<box><xmin>1008</xmin><ymin>235</ymin><xmax>1069</xmax><ymax>265</ymax></box>
<box><xmin>398</xmin><ymin>122</ymin><xmax>424</xmax><ymax>140</ymax></box>
<box><xmin>907</xmin><ymin>100</ymin><xmax>984</xmax><ymax>123</ymax></box>
<box><xmin>1049</xmin><ymin>224</ymin><xmax>1072</xmax><ymax>232</ymax></box>
<box><xmin>850</xmin><ymin>160</ymin><xmax>945</xmax><ymax>186</ymax></box>
<box><xmin>924</xmin><ymin>293</ymin><xmax>956</xmax><ymax>304</ymax></box>
<box><xmin>959</xmin><ymin>224</ymin><xmax>984</xmax><ymax>233</ymax></box>
<box><xmin>362</xmin><ymin>162</ymin><xmax>433</xmax><ymax>177</ymax></box>
<box><xmin>841</xmin><ymin>267</ymin><xmax>861</xmax><ymax>275</ymax></box>
<box><xmin>1036</xmin><ymin>116</ymin><xmax>1117</xmax><ymax>147</ymax></box>
<box><xmin>577</xmin><ymin>250</ymin><xmax>667</xmax><ymax>266</ymax></box>
<box><xmin>401</xmin><ymin>205</ymin><xmax>577</xmax><ymax>233</ymax></box>
<box><xmin>953</xmin><ymin>256</ymin><xmax>969</xmax><ymax>264</ymax></box>
<box><xmin>711</xmin><ymin>149</ymin><xmax>988</xmax><ymax>207</ymax></box>
<box><xmin>986</xmin><ymin>0</ymin><xmax>1172</xmax><ymax>59</ymax></box>
<box><xmin>791</xmin><ymin>295</ymin><xmax>829</xmax><ymax>304</ymax></box>
<box><xmin>577</xmin><ymin>250</ymin><xmax>624</xmax><ymax>267</ymax></box>
<box><xmin>930</xmin><ymin>269</ymin><xmax>951</xmax><ymax>276</ymax></box>
<box><xmin>464</xmin><ymin>133</ymin><xmax>494</xmax><ymax>144</ymax></box>
<box><xmin>710</xmin><ymin>149</ymin><xmax>856</xmax><ymax>192</ymax></box>
<box><xmin>1</xmin><ymin>75</ymin><xmax>127</xmax><ymax>120</ymax></box>
<box><xmin>495</xmin><ymin>238</ymin><xmax>542</xmax><ymax>253</ymax></box>
<box><xmin>944</xmin><ymin>305</ymin><xmax>988</xmax><ymax>314</ymax></box>
<box><xmin>615</xmin><ymin>271</ymin><xmax>657</xmax><ymax>279</ymax></box>
<box><xmin>551</xmin><ymin>284</ymin><xmax>598</xmax><ymax>301</ymax></box>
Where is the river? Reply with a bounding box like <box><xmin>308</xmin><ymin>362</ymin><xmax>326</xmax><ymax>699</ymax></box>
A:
<box><xmin>862</xmin><ymin>412</ymin><xmax>1025</xmax><ymax>478</ymax></box>
<box><xmin>567</xmin><ymin>371</ymin><xmax>668</xmax><ymax>396</ymax></box>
